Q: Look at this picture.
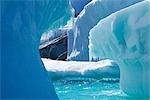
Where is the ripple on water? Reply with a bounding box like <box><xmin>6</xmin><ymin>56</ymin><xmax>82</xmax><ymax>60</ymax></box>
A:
<box><xmin>53</xmin><ymin>78</ymin><xmax>147</xmax><ymax>100</ymax></box>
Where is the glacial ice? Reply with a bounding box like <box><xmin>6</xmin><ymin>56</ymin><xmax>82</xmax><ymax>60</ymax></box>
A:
<box><xmin>67</xmin><ymin>0</ymin><xmax>143</xmax><ymax>61</ymax></box>
<box><xmin>1</xmin><ymin>0</ymin><xmax>149</xmax><ymax>99</ymax></box>
<box><xmin>1</xmin><ymin>0</ymin><xmax>71</xmax><ymax>99</ymax></box>
<box><xmin>42</xmin><ymin>58</ymin><xmax>119</xmax><ymax>80</ymax></box>
<box><xmin>89</xmin><ymin>1</ymin><xmax>150</xmax><ymax>97</ymax></box>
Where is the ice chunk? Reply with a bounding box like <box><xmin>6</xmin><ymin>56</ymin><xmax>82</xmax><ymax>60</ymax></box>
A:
<box><xmin>89</xmin><ymin>1</ymin><xmax>150</xmax><ymax>96</ymax></box>
<box><xmin>1</xmin><ymin>0</ymin><xmax>71</xmax><ymax>99</ymax></box>
<box><xmin>42</xmin><ymin>58</ymin><xmax>120</xmax><ymax>80</ymax></box>
<box><xmin>68</xmin><ymin>0</ymin><xmax>143</xmax><ymax>61</ymax></box>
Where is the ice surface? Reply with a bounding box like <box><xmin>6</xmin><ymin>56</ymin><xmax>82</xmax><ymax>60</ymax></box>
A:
<box><xmin>89</xmin><ymin>1</ymin><xmax>150</xmax><ymax>96</ymax></box>
<box><xmin>67</xmin><ymin>0</ymin><xmax>143</xmax><ymax>61</ymax></box>
<box><xmin>42</xmin><ymin>58</ymin><xmax>120</xmax><ymax>79</ymax></box>
<box><xmin>1</xmin><ymin>0</ymin><xmax>71</xmax><ymax>99</ymax></box>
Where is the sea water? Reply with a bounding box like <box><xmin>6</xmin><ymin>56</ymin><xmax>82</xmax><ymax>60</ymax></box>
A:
<box><xmin>53</xmin><ymin>78</ymin><xmax>147</xmax><ymax>100</ymax></box>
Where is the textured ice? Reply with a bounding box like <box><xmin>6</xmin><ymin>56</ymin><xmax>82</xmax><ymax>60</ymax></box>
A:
<box><xmin>1</xmin><ymin>0</ymin><xmax>71</xmax><ymax>99</ymax></box>
<box><xmin>89</xmin><ymin>1</ymin><xmax>150</xmax><ymax>96</ymax></box>
<box><xmin>67</xmin><ymin>0</ymin><xmax>143</xmax><ymax>61</ymax></box>
<box><xmin>42</xmin><ymin>58</ymin><xmax>120</xmax><ymax>80</ymax></box>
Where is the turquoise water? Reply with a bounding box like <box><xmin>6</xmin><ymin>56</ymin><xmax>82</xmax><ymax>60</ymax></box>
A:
<box><xmin>53</xmin><ymin>78</ymin><xmax>145</xmax><ymax>100</ymax></box>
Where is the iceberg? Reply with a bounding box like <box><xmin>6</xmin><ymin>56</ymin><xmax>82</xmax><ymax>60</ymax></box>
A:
<box><xmin>39</xmin><ymin>18</ymin><xmax>73</xmax><ymax>60</ymax></box>
<box><xmin>40</xmin><ymin>18</ymin><xmax>73</xmax><ymax>46</ymax></box>
<box><xmin>1</xmin><ymin>0</ymin><xmax>71</xmax><ymax>99</ymax></box>
<box><xmin>42</xmin><ymin>58</ymin><xmax>120</xmax><ymax>80</ymax></box>
<box><xmin>40</xmin><ymin>29</ymin><xmax>67</xmax><ymax>46</ymax></box>
<box><xmin>89</xmin><ymin>1</ymin><xmax>150</xmax><ymax>97</ymax></box>
<box><xmin>68</xmin><ymin>0</ymin><xmax>143</xmax><ymax>61</ymax></box>
<box><xmin>40</xmin><ymin>33</ymin><xmax>67</xmax><ymax>60</ymax></box>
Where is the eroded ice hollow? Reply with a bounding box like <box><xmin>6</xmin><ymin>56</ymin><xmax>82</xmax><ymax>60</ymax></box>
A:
<box><xmin>89</xmin><ymin>1</ymin><xmax>150</xmax><ymax>97</ymax></box>
<box><xmin>67</xmin><ymin>0</ymin><xmax>143</xmax><ymax>61</ymax></box>
<box><xmin>1</xmin><ymin>0</ymin><xmax>71</xmax><ymax>99</ymax></box>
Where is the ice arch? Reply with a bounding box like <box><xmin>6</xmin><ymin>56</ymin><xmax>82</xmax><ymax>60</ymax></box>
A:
<box><xmin>1</xmin><ymin>0</ymin><xmax>71</xmax><ymax>99</ymax></box>
<box><xmin>89</xmin><ymin>1</ymin><xmax>150</xmax><ymax>97</ymax></box>
<box><xmin>67</xmin><ymin>0</ymin><xmax>143</xmax><ymax>61</ymax></box>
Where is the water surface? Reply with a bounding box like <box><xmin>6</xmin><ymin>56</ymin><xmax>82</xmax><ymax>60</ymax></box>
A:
<box><xmin>53</xmin><ymin>78</ymin><xmax>143</xmax><ymax>100</ymax></box>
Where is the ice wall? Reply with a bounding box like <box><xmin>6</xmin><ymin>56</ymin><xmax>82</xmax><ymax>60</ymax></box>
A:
<box><xmin>68</xmin><ymin>0</ymin><xmax>143</xmax><ymax>61</ymax></box>
<box><xmin>1</xmin><ymin>0</ymin><xmax>71</xmax><ymax>99</ymax></box>
<box><xmin>89</xmin><ymin>1</ymin><xmax>150</xmax><ymax>97</ymax></box>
